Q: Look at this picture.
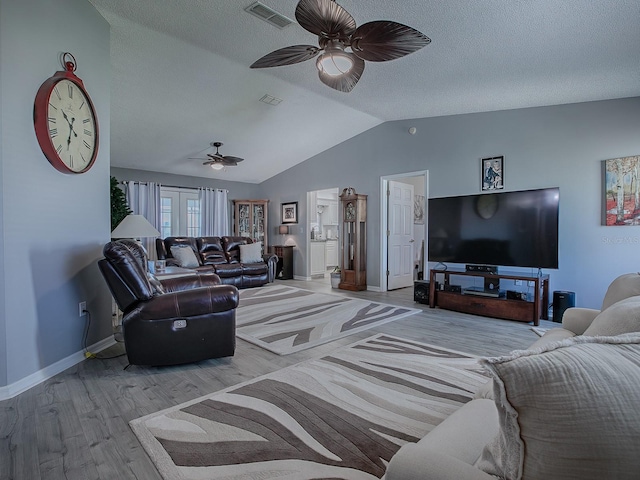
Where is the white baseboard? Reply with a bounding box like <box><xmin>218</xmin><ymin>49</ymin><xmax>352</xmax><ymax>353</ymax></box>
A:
<box><xmin>367</xmin><ymin>285</ymin><xmax>382</xmax><ymax>292</ymax></box>
<box><xmin>0</xmin><ymin>336</ymin><xmax>117</xmax><ymax>401</ymax></box>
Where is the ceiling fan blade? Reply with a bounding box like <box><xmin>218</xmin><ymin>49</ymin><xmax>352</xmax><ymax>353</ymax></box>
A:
<box><xmin>317</xmin><ymin>54</ymin><xmax>364</xmax><ymax>92</ymax></box>
<box><xmin>251</xmin><ymin>45</ymin><xmax>320</xmax><ymax>68</ymax></box>
<box><xmin>207</xmin><ymin>153</ymin><xmax>223</xmax><ymax>160</ymax></box>
<box><xmin>350</xmin><ymin>21</ymin><xmax>431</xmax><ymax>62</ymax></box>
<box><xmin>222</xmin><ymin>156</ymin><xmax>244</xmax><ymax>164</ymax></box>
<box><xmin>295</xmin><ymin>0</ymin><xmax>356</xmax><ymax>38</ymax></box>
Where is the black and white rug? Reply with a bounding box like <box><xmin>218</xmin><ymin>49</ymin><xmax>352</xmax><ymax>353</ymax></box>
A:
<box><xmin>235</xmin><ymin>285</ymin><xmax>421</xmax><ymax>354</ymax></box>
<box><xmin>130</xmin><ymin>334</ymin><xmax>489</xmax><ymax>480</ymax></box>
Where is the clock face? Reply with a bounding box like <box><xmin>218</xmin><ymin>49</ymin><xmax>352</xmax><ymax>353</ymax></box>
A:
<box><xmin>345</xmin><ymin>202</ymin><xmax>356</xmax><ymax>222</ymax></box>
<box><xmin>45</xmin><ymin>79</ymin><xmax>97</xmax><ymax>173</ymax></box>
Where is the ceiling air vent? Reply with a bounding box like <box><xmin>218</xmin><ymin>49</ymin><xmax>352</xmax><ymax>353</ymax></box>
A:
<box><xmin>245</xmin><ymin>2</ymin><xmax>293</xmax><ymax>29</ymax></box>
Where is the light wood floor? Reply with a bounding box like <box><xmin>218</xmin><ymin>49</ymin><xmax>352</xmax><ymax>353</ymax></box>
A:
<box><xmin>0</xmin><ymin>278</ymin><xmax>556</xmax><ymax>479</ymax></box>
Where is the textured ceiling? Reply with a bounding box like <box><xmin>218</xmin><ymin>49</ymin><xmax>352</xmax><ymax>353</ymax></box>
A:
<box><xmin>88</xmin><ymin>0</ymin><xmax>640</xmax><ymax>183</ymax></box>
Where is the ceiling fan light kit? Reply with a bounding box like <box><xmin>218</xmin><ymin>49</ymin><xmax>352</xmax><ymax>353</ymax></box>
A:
<box><xmin>250</xmin><ymin>0</ymin><xmax>431</xmax><ymax>92</ymax></box>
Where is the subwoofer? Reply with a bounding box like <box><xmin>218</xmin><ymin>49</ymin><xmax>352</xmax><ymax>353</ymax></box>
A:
<box><xmin>414</xmin><ymin>280</ymin><xmax>432</xmax><ymax>304</ymax></box>
<box><xmin>553</xmin><ymin>291</ymin><xmax>576</xmax><ymax>323</ymax></box>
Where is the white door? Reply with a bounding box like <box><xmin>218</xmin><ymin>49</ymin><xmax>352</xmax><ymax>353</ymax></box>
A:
<box><xmin>388</xmin><ymin>180</ymin><xmax>415</xmax><ymax>290</ymax></box>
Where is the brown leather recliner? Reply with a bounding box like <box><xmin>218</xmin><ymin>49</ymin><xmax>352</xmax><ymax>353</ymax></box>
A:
<box><xmin>98</xmin><ymin>240</ymin><xmax>239</xmax><ymax>366</ymax></box>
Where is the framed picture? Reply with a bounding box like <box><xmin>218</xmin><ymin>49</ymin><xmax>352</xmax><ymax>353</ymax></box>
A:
<box><xmin>414</xmin><ymin>194</ymin><xmax>425</xmax><ymax>224</ymax></box>
<box><xmin>281</xmin><ymin>201</ymin><xmax>298</xmax><ymax>224</ymax></box>
<box><xmin>604</xmin><ymin>155</ymin><xmax>640</xmax><ymax>225</ymax></box>
<box><xmin>481</xmin><ymin>156</ymin><xmax>504</xmax><ymax>191</ymax></box>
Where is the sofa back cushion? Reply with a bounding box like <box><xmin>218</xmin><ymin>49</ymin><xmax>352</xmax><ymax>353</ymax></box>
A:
<box><xmin>477</xmin><ymin>334</ymin><xmax>640</xmax><ymax>480</ymax></box>
<box><xmin>197</xmin><ymin>237</ymin><xmax>227</xmax><ymax>265</ymax></box>
<box><xmin>584</xmin><ymin>295</ymin><xmax>640</xmax><ymax>337</ymax></box>
<box><xmin>222</xmin><ymin>236</ymin><xmax>251</xmax><ymax>263</ymax></box>
<box><xmin>601</xmin><ymin>272</ymin><xmax>640</xmax><ymax>311</ymax></box>
<box><xmin>161</xmin><ymin>237</ymin><xmax>200</xmax><ymax>262</ymax></box>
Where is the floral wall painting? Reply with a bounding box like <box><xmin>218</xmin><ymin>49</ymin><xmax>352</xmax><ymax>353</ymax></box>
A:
<box><xmin>281</xmin><ymin>201</ymin><xmax>298</xmax><ymax>224</ymax></box>
<box><xmin>414</xmin><ymin>194</ymin><xmax>425</xmax><ymax>224</ymax></box>
<box><xmin>605</xmin><ymin>155</ymin><xmax>640</xmax><ymax>226</ymax></box>
<box><xmin>481</xmin><ymin>156</ymin><xmax>504</xmax><ymax>191</ymax></box>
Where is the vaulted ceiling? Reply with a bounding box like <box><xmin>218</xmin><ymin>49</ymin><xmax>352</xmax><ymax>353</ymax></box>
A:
<box><xmin>88</xmin><ymin>0</ymin><xmax>640</xmax><ymax>183</ymax></box>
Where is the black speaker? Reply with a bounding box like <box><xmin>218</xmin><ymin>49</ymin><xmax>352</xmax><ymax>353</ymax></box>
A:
<box><xmin>553</xmin><ymin>291</ymin><xmax>576</xmax><ymax>323</ymax></box>
<box><xmin>414</xmin><ymin>281</ymin><xmax>433</xmax><ymax>304</ymax></box>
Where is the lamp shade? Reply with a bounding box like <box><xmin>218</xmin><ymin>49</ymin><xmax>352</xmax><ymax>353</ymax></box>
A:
<box><xmin>279</xmin><ymin>225</ymin><xmax>289</xmax><ymax>235</ymax></box>
<box><xmin>111</xmin><ymin>214</ymin><xmax>160</xmax><ymax>239</ymax></box>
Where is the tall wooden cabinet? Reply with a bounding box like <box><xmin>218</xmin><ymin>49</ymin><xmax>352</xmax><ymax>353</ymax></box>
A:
<box><xmin>233</xmin><ymin>200</ymin><xmax>268</xmax><ymax>249</ymax></box>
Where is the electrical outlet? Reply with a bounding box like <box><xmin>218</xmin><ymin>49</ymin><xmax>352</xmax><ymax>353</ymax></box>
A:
<box><xmin>79</xmin><ymin>301</ymin><xmax>86</xmax><ymax>317</ymax></box>
<box><xmin>515</xmin><ymin>280</ymin><xmax>523</xmax><ymax>286</ymax></box>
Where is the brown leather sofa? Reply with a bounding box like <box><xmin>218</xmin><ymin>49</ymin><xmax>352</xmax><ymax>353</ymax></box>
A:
<box><xmin>156</xmin><ymin>236</ymin><xmax>277</xmax><ymax>288</ymax></box>
<box><xmin>99</xmin><ymin>240</ymin><xmax>239</xmax><ymax>366</ymax></box>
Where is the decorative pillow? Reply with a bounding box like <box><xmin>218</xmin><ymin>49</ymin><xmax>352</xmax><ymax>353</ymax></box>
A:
<box><xmin>601</xmin><ymin>272</ymin><xmax>640</xmax><ymax>311</ymax></box>
<box><xmin>583</xmin><ymin>295</ymin><xmax>640</xmax><ymax>337</ymax></box>
<box><xmin>476</xmin><ymin>334</ymin><xmax>640</xmax><ymax>480</ymax></box>
<box><xmin>169</xmin><ymin>245</ymin><xmax>200</xmax><ymax>268</ymax></box>
<box><xmin>239</xmin><ymin>242</ymin><xmax>262</xmax><ymax>263</ymax></box>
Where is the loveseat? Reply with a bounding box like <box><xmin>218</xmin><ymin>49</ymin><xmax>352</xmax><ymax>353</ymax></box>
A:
<box><xmin>386</xmin><ymin>273</ymin><xmax>640</xmax><ymax>480</ymax></box>
<box><xmin>156</xmin><ymin>236</ymin><xmax>278</xmax><ymax>288</ymax></box>
<box><xmin>99</xmin><ymin>240</ymin><xmax>239</xmax><ymax>366</ymax></box>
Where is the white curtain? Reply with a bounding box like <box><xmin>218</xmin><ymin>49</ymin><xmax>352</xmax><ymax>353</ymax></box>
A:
<box><xmin>199</xmin><ymin>188</ymin><xmax>229</xmax><ymax>237</ymax></box>
<box><xmin>124</xmin><ymin>181</ymin><xmax>161</xmax><ymax>260</ymax></box>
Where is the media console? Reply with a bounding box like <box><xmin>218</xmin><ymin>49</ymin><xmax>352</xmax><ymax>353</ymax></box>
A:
<box><xmin>429</xmin><ymin>268</ymin><xmax>549</xmax><ymax>326</ymax></box>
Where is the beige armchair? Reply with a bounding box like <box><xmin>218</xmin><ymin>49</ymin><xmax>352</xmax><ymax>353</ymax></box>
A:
<box><xmin>386</xmin><ymin>273</ymin><xmax>640</xmax><ymax>480</ymax></box>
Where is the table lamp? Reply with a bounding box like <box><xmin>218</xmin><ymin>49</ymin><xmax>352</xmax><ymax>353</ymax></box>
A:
<box><xmin>110</xmin><ymin>214</ymin><xmax>160</xmax><ymax>254</ymax></box>
<box><xmin>279</xmin><ymin>225</ymin><xmax>289</xmax><ymax>244</ymax></box>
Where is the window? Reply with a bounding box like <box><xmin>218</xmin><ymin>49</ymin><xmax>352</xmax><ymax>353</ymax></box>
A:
<box><xmin>160</xmin><ymin>187</ymin><xmax>200</xmax><ymax>237</ymax></box>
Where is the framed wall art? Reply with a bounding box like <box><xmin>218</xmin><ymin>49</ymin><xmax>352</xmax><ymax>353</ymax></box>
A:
<box><xmin>481</xmin><ymin>156</ymin><xmax>504</xmax><ymax>191</ymax></box>
<box><xmin>604</xmin><ymin>155</ymin><xmax>640</xmax><ymax>226</ymax></box>
<box><xmin>281</xmin><ymin>201</ymin><xmax>298</xmax><ymax>224</ymax></box>
<box><xmin>414</xmin><ymin>194</ymin><xmax>425</xmax><ymax>224</ymax></box>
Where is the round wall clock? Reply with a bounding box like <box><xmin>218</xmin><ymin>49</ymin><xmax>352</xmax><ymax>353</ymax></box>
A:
<box><xmin>33</xmin><ymin>53</ymin><xmax>99</xmax><ymax>174</ymax></box>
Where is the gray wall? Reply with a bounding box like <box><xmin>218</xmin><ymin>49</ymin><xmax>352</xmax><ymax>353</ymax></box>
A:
<box><xmin>258</xmin><ymin>98</ymin><xmax>640</xmax><ymax>309</ymax></box>
<box><xmin>1</xmin><ymin>0</ymin><xmax>111</xmax><ymax>388</ymax></box>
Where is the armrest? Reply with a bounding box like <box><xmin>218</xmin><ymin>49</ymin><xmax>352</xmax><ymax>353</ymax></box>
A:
<box><xmin>263</xmin><ymin>253</ymin><xmax>278</xmax><ymax>282</ymax></box>
<box><xmin>136</xmin><ymin>284</ymin><xmax>239</xmax><ymax>319</ymax></box>
<box><xmin>161</xmin><ymin>272</ymin><xmax>221</xmax><ymax>292</ymax></box>
<box><xmin>562</xmin><ymin>307</ymin><xmax>601</xmax><ymax>335</ymax></box>
<box><xmin>387</xmin><ymin>448</ymin><xmax>497</xmax><ymax>480</ymax></box>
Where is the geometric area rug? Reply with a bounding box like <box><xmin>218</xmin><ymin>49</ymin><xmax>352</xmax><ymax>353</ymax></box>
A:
<box><xmin>235</xmin><ymin>285</ymin><xmax>422</xmax><ymax>355</ymax></box>
<box><xmin>130</xmin><ymin>334</ymin><xmax>489</xmax><ymax>480</ymax></box>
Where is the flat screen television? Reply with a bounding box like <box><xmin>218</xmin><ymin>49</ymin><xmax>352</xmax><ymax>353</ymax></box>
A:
<box><xmin>428</xmin><ymin>188</ymin><xmax>559</xmax><ymax>269</ymax></box>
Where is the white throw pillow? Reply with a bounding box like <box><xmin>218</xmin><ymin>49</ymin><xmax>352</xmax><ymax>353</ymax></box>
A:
<box><xmin>169</xmin><ymin>245</ymin><xmax>200</xmax><ymax>268</ymax></box>
<box><xmin>239</xmin><ymin>242</ymin><xmax>262</xmax><ymax>263</ymax></box>
<box><xmin>477</xmin><ymin>334</ymin><xmax>640</xmax><ymax>480</ymax></box>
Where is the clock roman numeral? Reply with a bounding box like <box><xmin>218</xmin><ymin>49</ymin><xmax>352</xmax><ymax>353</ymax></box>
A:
<box><xmin>79</xmin><ymin>100</ymin><xmax>85</xmax><ymax>110</ymax></box>
<box><xmin>67</xmin><ymin>83</ymin><xmax>73</xmax><ymax>98</ymax></box>
<box><xmin>54</xmin><ymin>87</ymin><xmax>61</xmax><ymax>100</ymax></box>
<box><xmin>80</xmin><ymin>152</ymin><xmax>86</xmax><ymax>163</ymax></box>
<box><xmin>83</xmin><ymin>129</ymin><xmax>92</xmax><ymax>136</ymax></box>
<box><xmin>82</xmin><ymin>118</ymin><xmax>90</xmax><ymax>124</ymax></box>
<box><xmin>48</xmin><ymin>116</ymin><xmax>56</xmax><ymax>123</ymax></box>
<box><xmin>48</xmin><ymin>103</ymin><xmax>58</xmax><ymax>110</ymax></box>
<box><xmin>69</xmin><ymin>155</ymin><xmax>74</xmax><ymax>167</ymax></box>
<box><xmin>56</xmin><ymin>144</ymin><xmax>63</xmax><ymax>154</ymax></box>
<box><xmin>49</xmin><ymin>128</ymin><xmax>58</xmax><ymax>138</ymax></box>
<box><xmin>83</xmin><ymin>139</ymin><xmax>92</xmax><ymax>149</ymax></box>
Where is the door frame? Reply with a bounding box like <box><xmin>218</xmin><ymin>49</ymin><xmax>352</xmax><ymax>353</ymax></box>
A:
<box><xmin>379</xmin><ymin>170</ymin><xmax>429</xmax><ymax>292</ymax></box>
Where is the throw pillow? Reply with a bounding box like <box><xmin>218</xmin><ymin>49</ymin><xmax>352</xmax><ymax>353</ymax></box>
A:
<box><xmin>239</xmin><ymin>242</ymin><xmax>262</xmax><ymax>263</ymax></box>
<box><xmin>583</xmin><ymin>295</ymin><xmax>640</xmax><ymax>337</ymax></box>
<box><xmin>169</xmin><ymin>245</ymin><xmax>200</xmax><ymax>268</ymax></box>
<box><xmin>476</xmin><ymin>334</ymin><xmax>640</xmax><ymax>480</ymax></box>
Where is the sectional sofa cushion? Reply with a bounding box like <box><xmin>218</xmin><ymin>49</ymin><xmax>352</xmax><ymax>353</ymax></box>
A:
<box><xmin>583</xmin><ymin>295</ymin><xmax>640</xmax><ymax>337</ymax></box>
<box><xmin>477</xmin><ymin>334</ymin><xmax>640</xmax><ymax>480</ymax></box>
<box><xmin>170</xmin><ymin>245</ymin><xmax>200</xmax><ymax>268</ymax></box>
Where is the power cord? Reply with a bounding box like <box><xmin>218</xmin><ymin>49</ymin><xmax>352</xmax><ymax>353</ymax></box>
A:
<box><xmin>82</xmin><ymin>308</ymin><xmax>126</xmax><ymax>360</ymax></box>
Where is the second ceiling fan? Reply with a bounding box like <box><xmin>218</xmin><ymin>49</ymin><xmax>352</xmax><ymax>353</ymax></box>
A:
<box><xmin>250</xmin><ymin>0</ymin><xmax>431</xmax><ymax>92</ymax></box>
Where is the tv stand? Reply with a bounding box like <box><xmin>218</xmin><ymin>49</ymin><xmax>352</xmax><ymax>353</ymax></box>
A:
<box><xmin>429</xmin><ymin>268</ymin><xmax>549</xmax><ymax>326</ymax></box>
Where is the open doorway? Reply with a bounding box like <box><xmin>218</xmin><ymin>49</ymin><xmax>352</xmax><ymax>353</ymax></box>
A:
<box><xmin>306</xmin><ymin>187</ymin><xmax>340</xmax><ymax>283</ymax></box>
<box><xmin>380</xmin><ymin>171</ymin><xmax>428</xmax><ymax>292</ymax></box>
